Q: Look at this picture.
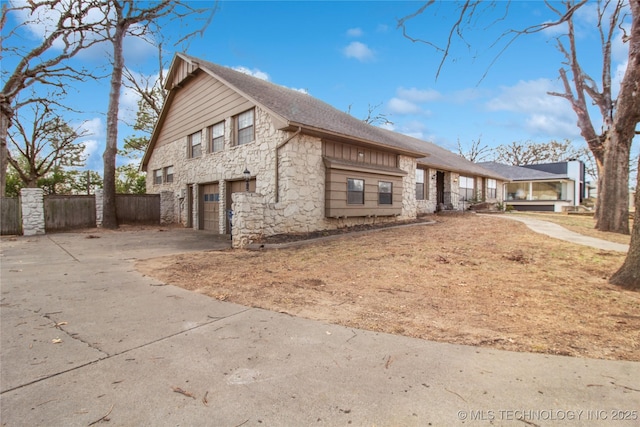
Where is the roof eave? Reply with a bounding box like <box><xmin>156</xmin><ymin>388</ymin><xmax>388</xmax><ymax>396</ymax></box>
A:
<box><xmin>285</xmin><ymin>122</ymin><xmax>429</xmax><ymax>158</ymax></box>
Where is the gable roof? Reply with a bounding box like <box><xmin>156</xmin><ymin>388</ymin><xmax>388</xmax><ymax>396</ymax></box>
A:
<box><xmin>143</xmin><ymin>53</ymin><xmax>505</xmax><ymax>180</ymax></box>
<box><xmin>478</xmin><ymin>162</ymin><xmax>570</xmax><ymax>181</ymax></box>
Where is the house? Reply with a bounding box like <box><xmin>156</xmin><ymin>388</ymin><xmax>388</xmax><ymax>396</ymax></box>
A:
<box><xmin>478</xmin><ymin>160</ymin><xmax>587</xmax><ymax>212</ymax></box>
<box><xmin>142</xmin><ymin>53</ymin><xmax>506</xmax><ymax>247</ymax></box>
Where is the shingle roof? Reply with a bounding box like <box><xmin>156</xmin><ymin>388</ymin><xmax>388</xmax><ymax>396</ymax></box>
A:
<box><xmin>168</xmin><ymin>53</ymin><xmax>507</xmax><ymax>179</ymax></box>
<box><xmin>478</xmin><ymin>162</ymin><xmax>570</xmax><ymax>181</ymax></box>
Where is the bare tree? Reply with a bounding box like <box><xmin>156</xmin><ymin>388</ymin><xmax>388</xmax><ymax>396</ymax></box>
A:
<box><xmin>0</xmin><ymin>0</ymin><xmax>107</xmax><ymax>196</ymax></box>
<box><xmin>347</xmin><ymin>103</ymin><xmax>394</xmax><ymax>126</ymax></box>
<box><xmin>457</xmin><ymin>136</ymin><xmax>491</xmax><ymax>162</ymax></box>
<box><xmin>397</xmin><ymin>0</ymin><xmax>634</xmax><ymax>235</ymax></box>
<box><xmin>7</xmin><ymin>101</ymin><xmax>88</xmax><ymax>188</ymax></box>
<box><xmin>100</xmin><ymin>0</ymin><xmax>214</xmax><ymax>229</ymax></box>
<box><xmin>493</xmin><ymin>139</ymin><xmax>591</xmax><ymax>166</ymax></box>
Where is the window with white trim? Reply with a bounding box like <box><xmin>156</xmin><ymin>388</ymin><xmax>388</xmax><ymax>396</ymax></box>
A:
<box><xmin>236</xmin><ymin>109</ymin><xmax>254</xmax><ymax>146</ymax></box>
<box><xmin>209</xmin><ymin>122</ymin><xmax>224</xmax><ymax>152</ymax></box>
<box><xmin>487</xmin><ymin>178</ymin><xmax>497</xmax><ymax>199</ymax></box>
<box><xmin>416</xmin><ymin>169</ymin><xmax>425</xmax><ymax>200</ymax></box>
<box><xmin>189</xmin><ymin>131</ymin><xmax>202</xmax><ymax>158</ymax></box>
<box><xmin>459</xmin><ymin>176</ymin><xmax>475</xmax><ymax>201</ymax></box>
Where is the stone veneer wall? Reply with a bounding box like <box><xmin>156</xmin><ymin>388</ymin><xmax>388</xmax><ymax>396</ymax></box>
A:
<box><xmin>232</xmin><ymin>192</ymin><xmax>265</xmax><ymax>248</ymax></box>
<box><xmin>95</xmin><ymin>189</ymin><xmax>103</xmax><ymax>227</ymax></box>
<box><xmin>20</xmin><ymin>188</ymin><xmax>45</xmax><ymax>236</ymax></box>
<box><xmin>159</xmin><ymin>191</ymin><xmax>175</xmax><ymax>224</ymax></box>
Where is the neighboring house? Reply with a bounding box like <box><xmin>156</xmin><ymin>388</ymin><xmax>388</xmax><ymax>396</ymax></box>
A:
<box><xmin>478</xmin><ymin>160</ymin><xmax>587</xmax><ymax>212</ymax></box>
<box><xmin>142</xmin><ymin>53</ymin><xmax>506</xmax><ymax>245</ymax></box>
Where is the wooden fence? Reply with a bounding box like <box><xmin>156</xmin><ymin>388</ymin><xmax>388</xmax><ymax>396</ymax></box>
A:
<box><xmin>115</xmin><ymin>194</ymin><xmax>160</xmax><ymax>224</ymax></box>
<box><xmin>1</xmin><ymin>197</ymin><xmax>21</xmax><ymax>235</ymax></box>
<box><xmin>45</xmin><ymin>195</ymin><xmax>96</xmax><ymax>231</ymax></box>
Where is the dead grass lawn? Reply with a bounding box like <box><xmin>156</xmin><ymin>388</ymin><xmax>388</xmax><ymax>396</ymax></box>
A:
<box><xmin>137</xmin><ymin>215</ymin><xmax>639</xmax><ymax>361</ymax></box>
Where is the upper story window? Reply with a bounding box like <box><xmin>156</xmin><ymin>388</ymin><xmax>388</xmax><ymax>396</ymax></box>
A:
<box><xmin>236</xmin><ymin>109</ymin><xmax>254</xmax><ymax>146</ymax></box>
<box><xmin>153</xmin><ymin>169</ymin><xmax>162</xmax><ymax>185</ymax></box>
<box><xmin>164</xmin><ymin>166</ymin><xmax>174</xmax><ymax>183</ymax></box>
<box><xmin>189</xmin><ymin>131</ymin><xmax>202</xmax><ymax>158</ymax></box>
<box><xmin>459</xmin><ymin>176</ymin><xmax>475</xmax><ymax>201</ymax></box>
<box><xmin>378</xmin><ymin>181</ymin><xmax>393</xmax><ymax>205</ymax></box>
<box><xmin>487</xmin><ymin>178</ymin><xmax>497</xmax><ymax>199</ymax></box>
<box><xmin>209</xmin><ymin>121</ymin><xmax>224</xmax><ymax>152</ymax></box>
<box><xmin>347</xmin><ymin>178</ymin><xmax>364</xmax><ymax>205</ymax></box>
<box><xmin>416</xmin><ymin>169</ymin><xmax>425</xmax><ymax>200</ymax></box>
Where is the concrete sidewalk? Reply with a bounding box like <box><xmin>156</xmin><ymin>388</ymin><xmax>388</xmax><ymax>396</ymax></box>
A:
<box><xmin>486</xmin><ymin>214</ymin><xmax>630</xmax><ymax>252</ymax></box>
<box><xmin>1</xmin><ymin>229</ymin><xmax>638</xmax><ymax>426</ymax></box>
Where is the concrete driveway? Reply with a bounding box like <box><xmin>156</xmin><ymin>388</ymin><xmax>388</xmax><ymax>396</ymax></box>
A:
<box><xmin>1</xmin><ymin>228</ymin><xmax>638</xmax><ymax>426</ymax></box>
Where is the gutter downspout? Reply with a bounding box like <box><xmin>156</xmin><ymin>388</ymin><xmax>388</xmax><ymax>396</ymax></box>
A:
<box><xmin>275</xmin><ymin>127</ymin><xmax>302</xmax><ymax>203</ymax></box>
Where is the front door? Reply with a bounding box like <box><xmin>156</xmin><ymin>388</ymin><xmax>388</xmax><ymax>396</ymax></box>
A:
<box><xmin>436</xmin><ymin>171</ymin><xmax>445</xmax><ymax>206</ymax></box>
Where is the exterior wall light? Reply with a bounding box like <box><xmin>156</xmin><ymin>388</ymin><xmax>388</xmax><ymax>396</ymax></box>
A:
<box><xmin>243</xmin><ymin>168</ymin><xmax>251</xmax><ymax>191</ymax></box>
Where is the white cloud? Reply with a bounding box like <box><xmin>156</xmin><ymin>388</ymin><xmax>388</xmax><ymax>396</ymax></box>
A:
<box><xmin>346</xmin><ymin>27</ymin><xmax>363</xmax><ymax>37</ymax></box>
<box><xmin>486</xmin><ymin>79</ymin><xmax>581</xmax><ymax>138</ymax></box>
<box><xmin>376</xmin><ymin>24</ymin><xmax>389</xmax><ymax>33</ymax></box>
<box><xmin>232</xmin><ymin>66</ymin><xmax>270</xmax><ymax>81</ymax></box>
<box><xmin>80</xmin><ymin>138</ymin><xmax>100</xmax><ymax>161</ymax></box>
<box><xmin>387</xmin><ymin>98</ymin><xmax>422</xmax><ymax>115</ymax></box>
<box><xmin>396</xmin><ymin>87</ymin><xmax>441</xmax><ymax>103</ymax></box>
<box><xmin>77</xmin><ymin>118</ymin><xmax>104</xmax><ymax>139</ymax></box>
<box><xmin>343</xmin><ymin>41</ymin><xmax>375</xmax><ymax>62</ymax></box>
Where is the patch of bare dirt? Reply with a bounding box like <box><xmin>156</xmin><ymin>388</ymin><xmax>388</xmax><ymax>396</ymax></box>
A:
<box><xmin>136</xmin><ymin>215</ymin><xmax>639</xmax><ymax>361</ymax></box>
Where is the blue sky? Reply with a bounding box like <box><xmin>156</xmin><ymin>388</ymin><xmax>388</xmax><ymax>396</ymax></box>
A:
<box><xmin>4</xmin><ymin>1</ymin><xmax>636</xmax><ymax>174</ymax></box>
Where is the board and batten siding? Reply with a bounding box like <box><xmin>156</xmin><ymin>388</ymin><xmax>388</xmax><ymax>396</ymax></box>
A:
<box><xmin>322</xmin><ymin>139</ymin><xmax>397</xmax><ymax>168</ymax></box>
<box><xmin>155</xmin><ymin>71</ymin><xmax>253</xmax><ymax>149</ymax></box>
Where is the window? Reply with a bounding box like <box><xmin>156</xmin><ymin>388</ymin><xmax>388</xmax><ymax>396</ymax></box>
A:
<box><xmin>378</xmin><ymin>181</ymin><xmax>392</xmax><ymax>205</ymax></box>
<box><xmin>415</xmin><ymin>169</ymin><xmax>425</xmax><ymax>200</ymax></box>
<box><xmin>532</xmin><ymin>182</ymin><xmax>563</xmax><ymax>200</ymax></box>
<box><xmin>236</xmin><ymin>109</ymin><xmax>254</xmax><ymax>145</ymax></box>
<box><xmin>347</xmin><ymin>178</ymin><xmax>364</xmax><ymax>204</ymax></box>
<box><xmin>487</xmin><ymin>178</ymin><xmax>497</xmax><ymax>199</ymax></box>
<box><xmin>459</xmin><ymin>176</ymin><xmax>475</xmax><ymax>201</ymax></box>
<box><xmin>164</xmin><ymin>166</ymin><xmax>174</xmax><ymax>183</ymax></box>
<box><xmin>153</xmin><ymin>169</ymin><xmax>162</xmax><ymax>185</ymax></box>
<box><xmin>506</xmin><ymin>183</ymin><xmax>529</xmax><ymax>200</ymax></box>
<box><xmin>189</xmin><ymin>131</ymin><xmax>202</xmax><ymax>158</ymax></box>
<box><xmin>209</xmin><ymin>122</ymin><xmax>224</xmax><ymax>152</ymax></box>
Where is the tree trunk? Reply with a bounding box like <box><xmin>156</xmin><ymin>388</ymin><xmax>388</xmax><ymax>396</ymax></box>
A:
<box><xmin>0</xmin><ymin>110</ymin><xmax>10</xmax><ymax>197</ymax></box>
<box><xmin>608</xmin><ymin>0</ymin><xmax>640</xmax><ymax>288</ymax></box>
<box><xmin>609</xmin><ymin>164</ymin><xmax>640</xmax><ymax>289</ymax></box>
<box><xmin>595</xmin><ymin>133</ymin><xmax>630</xmax><ymax>234</ymax></box>
<box><xmin>102</xmin><ymin>25</ymin><xmax>126</xmax><ymax>229</ymax></box>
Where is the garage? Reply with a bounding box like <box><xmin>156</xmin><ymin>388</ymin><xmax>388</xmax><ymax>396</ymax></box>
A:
<box><xmin>200</xmin><ymin>183</ymin><xmax>220</xmax><ymax>233</ymax></box>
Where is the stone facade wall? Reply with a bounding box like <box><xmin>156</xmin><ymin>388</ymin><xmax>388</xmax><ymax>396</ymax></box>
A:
<box><xmin>399</xmin><ymin>156</ymin><xmax>417</xmax><ymax>219</ymax></box>
<box><xmin>95</xmin><ymin>189</ymin><xmax>103</xmax><ymax>227</ymax></box>
<box><xmin>146</xmin><ymin>105</ymin><xmax>281</xmax><ymax>233</ymax></box>
<box><xmin>231</xmin><ymin>192</ymin><xmax>265</xmax><ymax>248</ymax></box>
<box><xmin>159</xmin><ymin>191</ymin><xmax>175</xmax><ymax>224</ymax></box>
<box><xmin>20</xmin><ymin>188</ymin><xmax>45</xmax><ymax>236</ymax></box>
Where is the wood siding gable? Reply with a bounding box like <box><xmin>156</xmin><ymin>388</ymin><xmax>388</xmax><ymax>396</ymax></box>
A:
<box><xmin>154</xmin><ymin>72</ymin><xmax>253</xmax><ymax>150</ymax></box>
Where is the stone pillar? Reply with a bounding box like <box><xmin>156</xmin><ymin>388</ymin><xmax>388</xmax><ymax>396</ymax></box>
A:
<box><xmin>160</xmin><ymin>191</ymin><xmax>175</xmax><ymax>224</ymax></box>
<box><xmin>231</xmin><ymin>192</ymin><xmax>265</xmax><ymax>248</ymax></box>
<box><xmin>95</xmin><ymin>189</ymin><xmax>103</xmax><ymax>227</ymax></box>
<box><xmin>20</xmin><ymin>188</ymin><xmax>45</xmax><ymax>236</ymax></box>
